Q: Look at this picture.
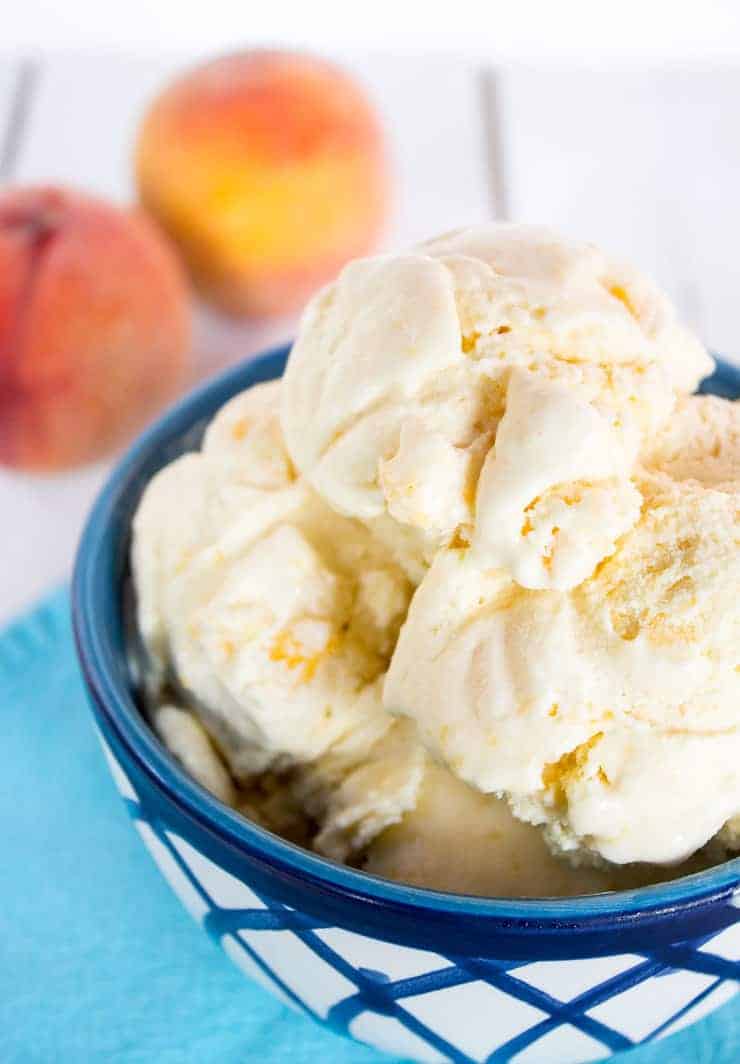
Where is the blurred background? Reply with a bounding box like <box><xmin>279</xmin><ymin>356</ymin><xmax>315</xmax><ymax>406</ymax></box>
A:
<box><xmin>3</xmin><ymin>0</ymin><xmax>740</xmax><ymax>621</ymax></box>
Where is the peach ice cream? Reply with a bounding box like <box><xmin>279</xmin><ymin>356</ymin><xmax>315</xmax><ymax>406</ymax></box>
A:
<box><xmin>132</xmin><ymin>223</ymin><xmax>738</xmax><ymax>895</ymax></box>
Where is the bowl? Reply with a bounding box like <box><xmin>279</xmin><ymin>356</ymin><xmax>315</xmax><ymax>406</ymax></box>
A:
<box><xmin>73</xmin><ymin>346</ymin><xmax>740</xmax><ymax>1064</ymax></box>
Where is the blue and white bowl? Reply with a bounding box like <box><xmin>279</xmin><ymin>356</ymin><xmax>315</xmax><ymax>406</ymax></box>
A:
<box><xmin>73</xmin><ymin>347</ymin><xmax>740</xmax><ymax>1064</ymax></box>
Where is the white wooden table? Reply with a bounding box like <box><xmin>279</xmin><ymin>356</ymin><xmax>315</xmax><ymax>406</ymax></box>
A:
<box><xmin>2</xmin><ymin>53</ymin><xmax>739</xmax><ymax>625</ymax></box>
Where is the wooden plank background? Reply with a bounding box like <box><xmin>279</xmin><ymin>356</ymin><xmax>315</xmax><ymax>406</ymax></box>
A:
<box><xmin>1</xmin><ymin>53</ymin><xmax>739</xmax><ymax>621</ymax></box>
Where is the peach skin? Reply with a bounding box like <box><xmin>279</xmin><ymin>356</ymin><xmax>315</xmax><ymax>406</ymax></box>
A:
<box><xmin>135</xmin><ymin>50</ymin><xmax>390</xmax><ymax>317</ymax></box>
<box><xmin>0</xmin><ymin>186</ymin><xmax>191</xmax><ymax>472</ymax></box>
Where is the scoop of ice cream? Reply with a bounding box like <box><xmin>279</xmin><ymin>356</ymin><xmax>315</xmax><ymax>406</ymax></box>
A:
<box><xmin>385</xmin><ymin>400</ymin><xmax>740</xmax><ymax>865</ymax></box>
<box><xmin>132</xmin><ymin>380</ymin><xmax>412</xmax><ymax>778</ymax></box>
<box><xmin>281</xmin><ymin>223</ymin><xmax>712</xmax><ymax>590</ymax></box>
<box><xmin>363</xmin><ymin>759</ymin><xmax>660</xmax><ymax>896</ymax></box>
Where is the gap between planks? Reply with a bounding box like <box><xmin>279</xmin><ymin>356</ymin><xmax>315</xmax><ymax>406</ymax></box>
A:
<box><xmin>0</xmin><ymin>59</ymin><xmax>40</xmax><ymax>181</ymax></box>
<box><xmin>478</xmin><ymin>66</ymin><xmax>511</xmax><ymax>222</ymax></box>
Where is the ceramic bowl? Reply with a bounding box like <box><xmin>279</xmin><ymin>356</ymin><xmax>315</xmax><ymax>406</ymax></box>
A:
<box><xmin>73</xmin><ymin>346</ymin><xmax>740</xmax><ymax>1063</ymax></box>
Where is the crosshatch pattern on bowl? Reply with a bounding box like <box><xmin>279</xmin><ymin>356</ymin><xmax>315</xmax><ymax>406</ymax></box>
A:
<box><xmin>100</xmin><ymin>733</ymin><xmax>739</xmax><ymax>1064</ymax></box>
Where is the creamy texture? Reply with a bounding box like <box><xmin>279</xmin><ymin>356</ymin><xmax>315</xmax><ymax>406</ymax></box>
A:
<box><xmin>282</xmin><ymin>224</ymin><xmax>712</xmax><ymax>590</ymax></box>
<box><xmin>385</xmin><ymin>396</ymin><xmax>740</xmax><ymax>865</ymax></box>
<box><xmin>642</xmin><ymin>393</ymin><xmax>740</xmax><ymax>490</ymax></box>
<box><xmin>474</xmin><ymin>370</ymin><xmax>642</xmax><ymax>588</ymax></box>
<box><xmin>133</xmin><ymin>381</ymin><xmax>412</xmax><ymax>781</ymax></box>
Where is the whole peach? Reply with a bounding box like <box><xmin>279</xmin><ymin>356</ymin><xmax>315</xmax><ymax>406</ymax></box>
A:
<box><xmin>0</xmin><ymin>186</ymin><xmax>191</xmax><ymax>471</ymax></box>
<box><xmin>136</xmin><ymin>51</ymin><xmax>390</xmax><ymax>317</ymax></box>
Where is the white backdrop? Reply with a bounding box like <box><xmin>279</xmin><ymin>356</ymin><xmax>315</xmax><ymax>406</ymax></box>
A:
<box><xmin>4</xmin><ymin>0</ymin><xmax>740</xmax><ymax>62</ymax></box>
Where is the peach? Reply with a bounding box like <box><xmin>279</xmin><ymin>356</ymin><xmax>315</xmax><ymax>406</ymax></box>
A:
<box><xmin>136</xmin><ymin>50</ymin><xmax>390</xmax><ymax>317</ymax></box>
<box><xmin>0</xmin><ymin>186</ymin><xmax>191</xmax><ymax>471</ymax></box>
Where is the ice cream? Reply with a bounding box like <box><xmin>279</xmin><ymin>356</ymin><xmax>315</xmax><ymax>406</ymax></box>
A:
<box><xmin>642</xmin><ymin>392</ymin><xmax>740</xmax><ymax>490</ymax></box>
<box><xmin>132</xmin><ymin>379</ymin><xmax>433</xmax><ymax>855</ymax></box>
<box><xmin>133</xmin><ymin>380</ymin><xmax>412</xmax><ymax>779</ymax></box>
<box><xmin>281</xmin><ymin>224</ymin><xmax>712</xmax><ymax>590</ymax></box>
<box><xmin>384</xmin><ymin>394</ymin><xmax>740</xmax><ymax>866</ymax></box>
<box><xmin>131</xmin><ymin>222</ymin><xmax>738</xmax><ymax>896</ymax></box>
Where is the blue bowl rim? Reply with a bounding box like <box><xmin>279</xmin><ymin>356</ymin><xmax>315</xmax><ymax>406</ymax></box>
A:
<box><xmin>72</xmin><ymin>343</ymin><xmax>740</xmax><ymax>926</ymax></box>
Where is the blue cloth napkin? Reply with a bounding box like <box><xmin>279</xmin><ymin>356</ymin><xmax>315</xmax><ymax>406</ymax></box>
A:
<box><xmin>1</xmin><ymin>591</ymin><xmax>738</xmax><ymax>1063</ymax></box>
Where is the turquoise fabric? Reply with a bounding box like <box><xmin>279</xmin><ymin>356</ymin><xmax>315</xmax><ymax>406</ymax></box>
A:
<box><xmin>1</xmin><ymin>590</ymin><xmax>738</xmax><ymax>1063</ymax></box>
